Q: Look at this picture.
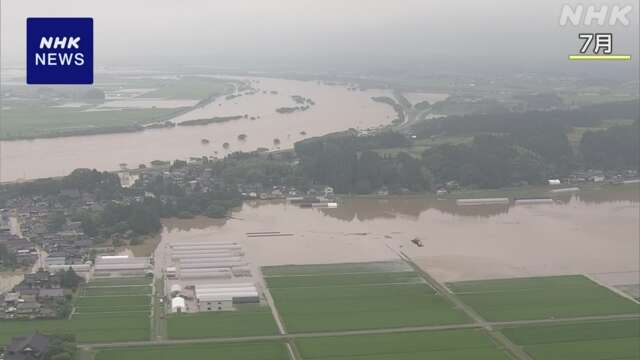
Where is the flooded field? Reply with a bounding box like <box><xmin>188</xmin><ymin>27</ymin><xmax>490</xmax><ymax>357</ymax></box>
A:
<box><xmin>403</xmin><ymin>92</ymin><xmax>450</xmax><ymax>105</ymax></box>
<box><xmin>0</xmin><ymin>273</ymin><xmax>24</xmax><ymax>293</ymax></box>
<box><xmin>150</xmin><ymin>187</ymin><xmax>639</xmax><ymax>285</ymax></box>
<box><xmin>0</xmin><ymin>77</ymin><xmax>395</xmax><ymax>182</ymax></box>
<box><xmin>97</xmin><ymin>99</ymin><xmax>200</xmax><ymax>109</ymax></box>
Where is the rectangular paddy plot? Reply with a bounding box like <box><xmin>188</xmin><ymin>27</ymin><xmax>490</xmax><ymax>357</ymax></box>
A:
<box><xmin>75</xmin><ymin>278</ymin><xmax>152</xmax><ymax>315</ymax></box>
<box><xmin>0</xmin><ymin>314</ymin><xmax>150</xmax><ymax>345</ymax></box>
<box><xmin>0</xmin><ymin>277</ymin><xmax>152</xmax><ymax>345</ymax></box>
<box><xmin>447</xmin><ymin>275</ymin><xmax>639</xmax><ymax>322</ymax></box>
<box><xmin>166</xmin><ymin>304</ymin><xmax>280</xmax><ymax>339</ymax></box>
<box><xmin>88</xmin><ymin>277</ymin><xmax>153</xmax><ymax>286</ymax></box>
<box><xmin>296</xmin><ymin>329</ymin><xmax>513</xmax><ymax>360</ymax></box>
<box><xmin>264</xmin><ymin>261</ymin><xmax>470</xmax><ymax>333</ymax></box>
<box><xmin>502</xmin><ymin>320</ymin><xmax>640</xmax><ymax>360</ymax></box>
<box><xmin>95</xmin><ymin>341</ymin><xmax>289</xmax><ymax>360</ymax></box>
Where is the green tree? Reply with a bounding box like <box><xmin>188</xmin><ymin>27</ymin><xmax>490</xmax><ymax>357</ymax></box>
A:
<box><xmin>61</xmin><ymin>268</ymin><xmax>82</xmax><ymax>289</ymax></box>
<box><xmin>205</xmin><ymin>204</ymin><xmax>227</xmax><ymax>218</ymax></box>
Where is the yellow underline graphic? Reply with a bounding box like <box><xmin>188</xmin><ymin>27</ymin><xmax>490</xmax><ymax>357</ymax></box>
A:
<box><xmin>569</xmin><ymin>54</ymin><xmax>631</xmax><ymax>61</ymax></box>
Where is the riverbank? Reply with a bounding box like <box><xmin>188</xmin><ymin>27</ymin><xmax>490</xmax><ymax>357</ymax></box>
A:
<box><xmin>0</xmin><ymin>77</ymin><xmax>395</xmax><ymax>182</ymax></box>
<box><xmin>0</xmin><ymin>76</ymin><xmax>239</xmax><ymax>141</ymax></box>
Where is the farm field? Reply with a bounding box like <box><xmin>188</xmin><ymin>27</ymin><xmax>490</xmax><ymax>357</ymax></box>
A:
<box><xmin>502</xmin><ymin>320</ymin><xmax>640</xmax><ymax>360</ymax></box>
<box><xmin>0</xmin><ymin>314</ymin><xmax>149</xmax><ymax>345</ymax></box>
<box><xmin>447</xmin><ymin>275</ymin><xmax>639</xmax><ymax>321</ymax></box>
<box><xmin>262</xmin><ymin>261</ymin><xmax>413</xmax><ymax>276</ymax></box>
<box><xmin>166</xmin><ymin>305</ymin><xmax>279</xmax><ymax>339</ymax></box>
<box><xmin>295</xmin><ymin>329</ymin><xmax>513</xmax><ymax>360</ymax></box>
<box><xmin>94</xmin><ymin>341</ymin><xmax>289</xmax><ymax>360</ymax></box>
<box><xmin>87</xmin><ymin>277</ymin><xmax>152</xmax><ymax>286</ymax></box>
<box><xmin>0</xmin><ymin>277</ymin><xmax>151</xmax><ymax>345</ymax></box>
<box><xmin>264</xmin><ymin>262</ymin><xmax>470</xmax><ymax>333</ymax></box>
<box><xmin>0</xmin><ymin>75</ymin><xmax>240</xmax><ymax>140</ymax></box>
<box><xmin>0</xmin><ymin>103</ymin><xmax>187</xmax><ymax>140</ymax></box>
<box><xmin>138</xmin><ymin>76</ymin><xmax>237</xmax><ymax>99</ymax></box>
<box><xmin>79</xmin><ymin>285</ymin><xmax>152</xmax><ymax>296</ymax></box>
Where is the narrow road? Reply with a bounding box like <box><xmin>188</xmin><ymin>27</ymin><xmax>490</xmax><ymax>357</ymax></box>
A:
<box><xmin>399</xmin><ymin>251</ymin><xmax>533</xmax><ymax>360</ymax></box>
<box><xmin>85</xmin><ymin>313</ymin><xmax>640</xmax><ymax>349</ymax></box>
<box><xmin>152</xmin><ymin>277</ymin><xmax>167</xmax><ymax>341</ymax></box>
<box><xmin>256</xmin><ymin>267</ymin><xmax>300</xmax><ymax>360</ymax></box>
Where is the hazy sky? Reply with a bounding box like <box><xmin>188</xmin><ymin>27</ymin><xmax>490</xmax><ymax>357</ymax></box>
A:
<box><xmin>1</xmin><ymin>0</ymin><xmax>638</xmax><ymax>75</ymax></box>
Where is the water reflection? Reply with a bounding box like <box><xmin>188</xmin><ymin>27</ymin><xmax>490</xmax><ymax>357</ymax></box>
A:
<box><xmin>0</xmin><ymin>77</ymin><xmax>396</xmax><ymax>181</ymax></box>
<box><xmin>315</xmin><ymin>187</ymin><xmax>639</xmax><ymax>222</ymax></box>
<box><xmin>146</xmin><ymin>188</ymin><xmax>638</xmax><ymax>282</ymax></box>
<box><xmin>319</xmin><ymin>197</ymin><xmax>510</xmax><ymax>221</ymax></box>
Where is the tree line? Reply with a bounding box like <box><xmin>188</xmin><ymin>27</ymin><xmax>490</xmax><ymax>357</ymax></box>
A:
<box><xmin>294</xmin><ymin>100</ymin><xmax>638</xmax><ymax>192</ymax></box>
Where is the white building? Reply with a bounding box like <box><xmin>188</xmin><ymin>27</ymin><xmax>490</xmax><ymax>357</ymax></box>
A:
<box><xmin>94</xmin><ymin>256</ymin><xmax>151</xmax><ymax>277</ymax></box>
<box><xmin>196</xmin><ymin>294</ymin><xmax>234</xmax><ymax>312</ymax></box>
<box><xmin>171</xmin><ymin>297</ymin><xmax>186</xmax><ymax>313</ymax></box>
<box><xmin>179</xmin><ymin>268</ymin><xmax>233</xmax><ymax>280</ymax></box>
<box><xmin>45</xmin><ymin>256</ymin><xmax>66</xmax><ymax>267</ymax></box>
<box><xmin>48</xmin><ymin>264</ymin><xmax>92</xmax><ymax>279</ymax></box>
<box><xmin>165</xmin><ymin>266</ymin><xmax>177</xmax><ymax>279</ymax></box>
<box><xmin>456</xmin><ymin>198</ymin><xmax>510</xmax><ymax>206</ymax></box>
<box><xmin>170</xmin><ymin>284</ymin><xmax>182</xmax><ymax>297</ymax></box>
<box><xmin>195</xmin><ymin>283</ymin><xmax>260</xmax><ymax>312</ymax></box>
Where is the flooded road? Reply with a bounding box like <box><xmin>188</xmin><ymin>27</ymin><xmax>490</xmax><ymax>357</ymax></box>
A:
<box><xmin>0</xmin><ymin>77</ymin><xmax>395</xmax><ymax>182</ymax></box>
<box><xmin>0</xmin><ymin>273</ymin><xmax>23</xmax><ymax>293</ymax></box>
<box><xmin>150</xmin><ymin>187</ymin><xmax>639</xmax><ymax>284</ymax></box>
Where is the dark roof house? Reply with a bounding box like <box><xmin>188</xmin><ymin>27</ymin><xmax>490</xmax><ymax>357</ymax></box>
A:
<box><xmin>37</xmin><ymin>288</ymin><xmax>64</xmax><ymax>299</ymax></box>
<box><xmin>5</xmin><ymin>332</ymin><xmax>50</xmax><ymax>360</ymax></box>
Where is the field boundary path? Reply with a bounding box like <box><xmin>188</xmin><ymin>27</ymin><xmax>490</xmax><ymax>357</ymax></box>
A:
<box><xmin>151</xmin><ymin>277</ymin><xmax>167</xmax><ymax>341</ymax></box>
<box><xmin>398</xmin><ymin>251</ymin><xmax>533</xmax><ymax>360</ymax></box>
<box><xmin>256</xmin><ymin>267</ymin><xmax>300</xmax><ymax>360</ymax></box>
<box><xmin>84</xmin><ymin>313</ymin><xmax>640</xmax><ymax>349</ymax></box>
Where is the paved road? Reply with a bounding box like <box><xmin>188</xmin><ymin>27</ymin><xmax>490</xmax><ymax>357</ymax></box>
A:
<box><xmin>86</xmin><ymin>313</ymin><xmax>640</xmax><ymax>349</ymax></box>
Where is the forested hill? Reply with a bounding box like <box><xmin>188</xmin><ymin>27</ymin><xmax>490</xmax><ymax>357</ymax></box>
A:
<box><xmin>294</xmin><ymin>100</ymin><xmax>638</xmax><ymax>192</ymax></box>
<box><xmin>412</xmin><ymin>100</ymin><xmax>638</xmax><ymax>137</ymax></box>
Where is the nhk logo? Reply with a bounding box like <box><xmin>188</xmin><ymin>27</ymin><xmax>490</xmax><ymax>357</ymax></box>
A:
<box><xmin>559</xmin><ymin>4</ymin><xmax>633</xmax><ymax>61</ymax></box>
<box><xmin>27</xmin><ymin>18</ymin><xmax>93</xmax><ymax>84</ymax></box>
<box><xmin>36</xmin><ymin>37</ymin><xmax>85</xmax><ymax>66</ymax></box>
<box><xmin>559</xmin><ymin>4</ymin><xmax>633</xmax><ymax>26</ymax></box>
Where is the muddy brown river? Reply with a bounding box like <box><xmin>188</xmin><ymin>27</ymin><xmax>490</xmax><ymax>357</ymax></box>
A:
<box><xmin>0</xmin><ymin>77</ymin><xmax>396</xmax><ymax>182</ymax></box>
<box><xmin>152</xmin><ymin>187</ymin><xmax>639</xmax><ymax>286</ymax></box>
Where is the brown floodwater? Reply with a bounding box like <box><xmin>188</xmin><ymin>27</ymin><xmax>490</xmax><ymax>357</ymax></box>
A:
<box><xmin>0</xmin><ymin>77</ymin><xmax>397</xmax><ymax>182</ymax></box>
<box><xmin>0</xmin><ymin>273</ymin><xmax>23</xmax><ymax>293</ymax></box>
<box><xmin>151</xmin><ymin>187</ymin><xmax>639</xmax><ymax>284</ymax></box>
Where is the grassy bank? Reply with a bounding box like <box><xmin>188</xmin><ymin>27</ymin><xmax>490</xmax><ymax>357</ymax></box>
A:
<box><xmin>0</xmin><ymin>76</ymin><xmax>239</xmax><ymax>140</ymax></box>
<box><xmin>0</xmin><ymin>104</ymin><xmax>188</xmax><ymax>140</ymax></box>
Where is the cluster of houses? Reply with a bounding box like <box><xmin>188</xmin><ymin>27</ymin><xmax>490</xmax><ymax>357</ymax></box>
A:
<box><xmin>4</xmin><ymin>197</ymin><xmax>98</xmax><ymax>268</ymax></box>
<box><xmin>238</xmin><ymin>184</ymin><xmax>334</xmax><ymax>200</ymax></box>
<box><xmin>131</xmin><ymin>161</ymin><xmax>335</xmax><ymax>202</ymax></box>
<box><xmin>1</xmin><ymin>332</ymin><xmax>51</xmax><ymax>360</ymax></box>
<box><xmin>0</xmin><ymin>214</ymin><xmax>37</xmax><ymax>269</ymax></box>
<box><xmin>0</xmin><ymin>269</ymin><xmax>69</xmax><ymax>320</ymax></box>
<box><xmin>133</xmin><ymin>165</ymin><xmax>225</xmax><ymax>195</ymax></box>
<box><xmin>39</xmin><ymin>226</ymin><xmax>92</xmax><ymax>272</ymax></box>
<box><xmin>0</xmin><ymin>235</ymin><xmax>38</xmax><ymax>269</ymax></box>
<box><xmin>564</xmin><ymin>169</ymin><xmax>639</xmax><ymax>185</ymax></box>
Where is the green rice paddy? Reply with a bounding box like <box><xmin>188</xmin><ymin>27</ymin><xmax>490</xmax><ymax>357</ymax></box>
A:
<box><xmin>502</xmin><ymin>320</ymin><xmax>640</xmax><ymax>360</ymax></box>
<box><xmin>264</xmin><ymin>262</ymin><xmax>469</xmax><ymax>333</ymax></box>
<box><xmin>0</xmin><ymin>277</ymin><xmax>151</xmax><ymax>345</ymax></box>
<box><xmin>166</xmin><ymin>305</ymin><xmax>279</xmax><ymax>339</ymax></box>
<box><xmin>447</xmin><ymin>275</ymin><xmax>639</xmax><ymax>321</ymax></box>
